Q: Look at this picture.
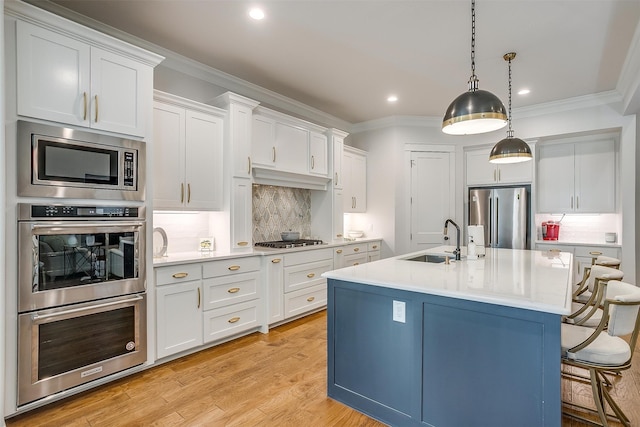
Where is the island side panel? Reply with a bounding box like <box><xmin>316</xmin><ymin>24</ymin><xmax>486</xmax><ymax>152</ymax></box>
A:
<box><xmin>422</xmin><ymin>294</ymin><xmax>561</xmax><ymax>427</ymax></box>
<box><xmin>327</xmin><ymin>279</ymin><xmax>424</xmax><ymax>426</ymax></box>
<box><xmin>327</xmin><ymin>278</ymin><xmax>562</xmax><ymax>427</ymax></box>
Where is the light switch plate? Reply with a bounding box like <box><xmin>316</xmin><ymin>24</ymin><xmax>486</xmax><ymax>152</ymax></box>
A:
<box><xmin>393</xmin><ymin>300</ymin><xmax>406</xmax><ymax>323</ymax></box>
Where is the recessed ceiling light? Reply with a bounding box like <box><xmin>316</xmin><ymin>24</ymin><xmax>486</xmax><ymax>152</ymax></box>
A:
<box><xmin>387</xmin><ymin>95</ymin><xmax>398</xmax><ymax>103</ymax></box>
<box><xmin>518</xmin><ymin>89</ymin><xmax>530</xmax><ymax>95</ymax></box>
<box><xmin>249</xmin><ymin>8</ymin><xmax>265</xmax><ymax>20</ymax></box>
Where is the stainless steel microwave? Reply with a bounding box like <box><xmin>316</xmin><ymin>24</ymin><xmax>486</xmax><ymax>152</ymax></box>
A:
<box><xmin>17</xmin><ymin>121</ymin><xmax>145</xmax><ymax>201</ymax></box>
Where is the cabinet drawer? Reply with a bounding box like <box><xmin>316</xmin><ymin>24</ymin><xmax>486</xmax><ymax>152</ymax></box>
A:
<box><xmin>202</xmin><ymin>271</ymin><xmax>260</xmax><ymax>310</ymax></box>
<box><xmin>202</xmin><ymin>300</ymin><xmax>260</xmax><ymax>343</ymax></box>
<box><xmin>367</xmin><ymin>241</ymin><xmax>381</xmax><ymax>252</ymax></box>
<box><xmin>573</xmin><ymin>246</ymin><xmax>619</xmax><ymax>259</ymax></box>
<box><xmin>344</xmin><ymin>253</ymin><xmax>368</xmax><ymax>267</ymax></box>
<box><xmin>284</xmin><ymin>260</ymin><xmax>333</xmax><ymax>293</ymax></box>
<box><xmin>284</xmin><ymin>248</ymin><xmax>333</xmax><ymax>266</ymax></box>
<box><xmin>284</xmin><ymin>283</ymin><xmax>327</xmax><ymax>319</ymax></box>
<box><xmin>345</xmin><ymin>244</ymin><xmax>367</xmax><ymax>254</ymax></box>
<box><xmin>202</xmin><ymin>256</ymin><xmax>261</xmax><ymax>278</ymax></box>
<box><xmin>156</xmin><ymin>263</ymin><xmax>202</xmax><ymax>286</ymax></box>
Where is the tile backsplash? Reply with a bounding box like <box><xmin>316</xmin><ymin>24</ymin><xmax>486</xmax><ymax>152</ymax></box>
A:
<box><xmin>252</xmin><ymin>185</ymin><xmax>312</xmax><ymax>242</ymax></box>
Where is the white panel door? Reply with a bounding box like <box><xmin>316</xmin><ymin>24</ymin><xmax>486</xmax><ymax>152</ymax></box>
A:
<box><xmin>153</xmin><ymin>102</ymin><xmax>186</xmax><ymax>209</ymax></box>
<box><xmin>156</xmin><ymin>281</ymin><xmax>203</xmax><ymax>359</ymax></box>
<box><xmin>274</xmin><ymin>122</ymin><xmax>308</xmax><ymax>174</ymax></box>
<box><xmin>309</xmin><ymin>132</ymin><xmax>328</xmax><ymax>175</ymax></box>
<box><xmin>575</xmin><ymin>139</ymin><xmax>615</xmax><ymax>213</ymax></box>
<box><xmin>90</xmin><ymin>47</ymin><xmax>148</xmax><ymax>136</ymax></box>
<box><xmin>410</xmin><ymin>151</ymin><xmax>454</xmax><ymax>251</ymax></box>
<box><xmin>185</xmin><ymin>110</ymin><xmax>224</xmax><ymax>210</ymax></box>
<box><xmin>16</xmin><ymin>20</ymin><xmax>90</xmax><ymax>126</ymax></box>
<box><xmin>251</xmin><ymin>115</ymin><xmax>276</xmax><ymax>168</ymax></box>
<box><xmin>232</xmin><ymin>177</ymin><xmax>253</xmax><ymax>248</ymax></box>
<box><xmin>537</xmin><ymin>144</ymin><xmax>575</xmax><ymax>212</ymax></box>
<box><xmin>333</xmin><ymin>136</ymin><xmax>344</xmax><ymax>189</ymax></box>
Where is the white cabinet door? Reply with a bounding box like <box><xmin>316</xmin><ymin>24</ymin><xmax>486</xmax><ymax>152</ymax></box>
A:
<box><xmin>89</xmin><ymin>47</ymin><xmax>148</xmax><ymax>137</ymax></box>
<box><xmin>153</xmin><ymin>103</ymin><xmax>186</xmax><ymax>209</ymax></box>
<box><xmin>346</xmin><ymin>151</ymin><xmax>367</xmax><ymax>213</ymax></box>
<box><xmin>333</xmin><ymin>135</ymin><xmax>344</xmax><ymax>189</ymax></box>
<box><xmin>232</xmin><ymin>178</ymin><xmax>253</xmax><ymax>248</ymax></box>
<box><xmin>266</xmin><ymin>255</ymin><xmax>284</xmax><ymax>324</ymax></box>
<box><xmin>231</xmin><ymin>103</ymin><xmax>254</xmax><ymax>178</ymax></box>
<box><xmin>251</xmin><ymin>115</ymin><xmax>276</xmax><ymax>168</ymax></box>
<box><xmin>537</xmin><ymin>144</ymin><xmax>575</xmax><ymax>212</ymax></box>
<box><xmin>309</xmin><ymin>131</ymin><xmax>328</xmax><ymax>176</ymax></box>
<box><xmin>17</xmin><ymin>20</ymin><xmax>90</xmax><ymax>127</ymax></box>
<box><xmin>156</xmin><ymin>280</ymin><xmax>203</xmax><ymax>359</ymax></box>
<box><xmin>333</xmin><ymin>190</ymin><xmax>344</xmax><ymax>240</ymax></box>
<box><xmin>17</xmin><ymin>21</ymin><xmax>149</xmax><ymax>137</ymax></box>
<box><xmin>184</xmin><ymin>110</ymin><xmax>224</xmax><ymax>210</ymax></box>
<box><xmin>575</xmin><ymin>139</ymin><xmax>615</xmax><ymax>213</ymax></box>
<box><xmin>274</xmin><ymin>122</ymin><xmax>308</xmax><ymax>174</ymax></box>
<box><xmin>466</xmin><ymin>148</ymin><xmax>532</xmax><ymax>185</ymax></box>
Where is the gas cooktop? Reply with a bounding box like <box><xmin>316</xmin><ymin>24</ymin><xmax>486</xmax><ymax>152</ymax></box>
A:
<box><xmin>255</xmin><ymin>239</ymin><xmax>324</xmax><ymax>249</ymax></box>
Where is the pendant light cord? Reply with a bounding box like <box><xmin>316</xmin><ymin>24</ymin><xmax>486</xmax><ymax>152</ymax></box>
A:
<box><xmin>468</xmin><ymin>0</ymin><xmax>479</xmax><ymax>91</ymax></box>
<box><xmin>506</xmin><ymin>53</ymin><xmax>515</xmax><ymax>137</ymax></box>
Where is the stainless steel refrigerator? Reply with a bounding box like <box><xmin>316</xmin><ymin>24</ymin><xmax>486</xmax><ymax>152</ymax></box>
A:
<box><xmin>468</xmin><ymin>186</ymin><xmax>530</xmax><ymax>249</ymax></box>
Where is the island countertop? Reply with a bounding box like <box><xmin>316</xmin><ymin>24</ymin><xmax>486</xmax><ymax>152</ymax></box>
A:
<box><xmin>322</xmin><ymin>245</ymin><xmax>573</xmax><ymax>315</ymax></box>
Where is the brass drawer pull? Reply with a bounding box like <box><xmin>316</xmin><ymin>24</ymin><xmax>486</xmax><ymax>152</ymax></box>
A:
<box><xmin>307</xmin><ymin>296</ymin><xmax>315</xmax><ymax>302</ymax></box>
<box><xmin>228</xmin><ymin>287</ymin><xmax>240</xmax><ymax>293</ymax></box>
<box><xmin>307</xmin><ymin>273</ymin><xmax>315</xmax><ymax>278</ymax></box>
<box><xmin>228</xmin><ymin>316</ymin><xmax>240</xmax><ymax>324</ymax></box>
<box><xmin>336</xmin><ymin>249</ymin><xmax>343</xmax><ymax>254</ymax></box>
<box><xmin>372</xmin><ymin>245</ymin><xmax>378</xmax><ymax>249</ymax></box>
<box><xmin>172</xmin><ymin>272</ymin><xmax>189</xmax><ymax>279</ymax></box>
<box><xmin>353</xmin><ymin>262</ymin><xmax>360</xmax><ymax>266</ymax></box>
<box><xmin>271</xmin><ymin>258</ymin><xmax>281</xmax><ymax>263</ymax></box>
<box><xmin>228</xmin><ymin>265</ymin><xmax>241</xmax><ymax>271</ymax></box>
<box><xmin>237</xmin><ymin>242</ymin><xmax>249</xmax><ymax>247</ymax></box>
<box><xmin>354</xmin><ymin>247</ymin><xmax>360</xmax><ymax>252</ymax></box>
<box><xmin>336</xmin><ymin>233</ymin><xmax>343</xmax><ymax>238</ymax></box>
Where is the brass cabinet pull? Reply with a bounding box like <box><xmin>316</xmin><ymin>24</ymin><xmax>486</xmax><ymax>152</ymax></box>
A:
<box><xmin>272</xmin><ymin>146</ymin><xmax>276</xmax><ymax>162</ymax></box>
<box><xmin>197</xmin><ymin>287</ymin><xmax>201</xmax><ymax>309</ymax></box>
<box><xmin>353</xmin><ymin>247</ymin><xmax>360</xmax><ymax>252</ymax></box>
<box><xmin>187</xmin><ymin>183</ymin><xmax>191</xmax><ymax>203</ymax></box>
<box><xmin>589</xmin><ymin>251</ymin><xmax>603</xmax><ymax>256</ymax></box>
<box><xmin>237</xmin><ymin>241</ymin><xmax>249</xmax><ymax>247</ymax></box>
<box><xmin>570</xmin><ymin>196</ymin><xmax>573</xmax><ymax>209</ymax></box>
<box><xmin>336</xmin><ymin>234</ymin><xmax>343</xmax><ymax>238</ymax></box>
<box><xmin>180</xmin><ymin>183</ymin><xmax>184</xmax><ymax>203</ymax></box>
<box><xmin>83</xmin><ymin>92</ymin><xmax>87</xmax><ymax>120</ymax></box>
<box><xmin>94</xmin><ymin>95</ymin><xmax>99</xmax><ymax>122</ymax></box>
<box><xmin>576</xmin><ymin>196</ymin><xmax>579</xmax><ymax>210</ymax></box>
<box><xmin>335</xmin><ymin>172</ymin><xmax>338</xmax><ymax>183</ymax></box>
<box><xmin>307</xmin><ymin>296</ymin><xmax>315</xmax><ymax>302</ymax></box>
<box><xmin>172</xmin><ymin>272</ymin><xmax>188</xmax><ymax>279</ymax></box>
<box><xmin>372</xmin><ymin>245</ymin><xmax>378</xmax><ymax>249</ymax></box>
<box><xmin>271</xmin><ymin>258</ymin><xmax>281</xmax><ymax>263</ymax></box>
<box><xmin>228</xmin><ymin>287</ymin><xmax>240</xmax><ymax>293</ymax></box>
<box><xmin>353</xmin><ymin>262</ymin><xmax>360</xmax><ymax>266</ymax></box>
<box><xmin>336</xmin><ymin>249</ymin><xmax>343</xmax><ymax>254</ymax></box>
<box><xmin>307</xmin><ymin>273</ymin><xmax>315</xmax><ymax>278</ymax></box>
<box><xmin>311</xmin><ymin>155</ymin><xmax>315</xmax><ymax>169</ymax></box>
<box><xmin>228</xmin><ymin>316</ymin><xmax>240</xmax><ymax>323</ymax></box>
<box><xmin>247</xmin><ymin>156</ymin><xmax>252</xmax><ymax>175</ymax></box>
<box><xmin>228</xmin><ymin>265</ymin><xmax>241</xmax><ymax>271</ymax></box>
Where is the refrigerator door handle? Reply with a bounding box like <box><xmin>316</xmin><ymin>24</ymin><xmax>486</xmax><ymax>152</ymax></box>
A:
<box><xmin>495</xmin><ymin>197</ymin><xmax>499</xmax><ymax>245</ymax></box>
<box><xmin>488</xmin><ymin>197</ymin><xmax>493</xmax><ymax>245</ymax></box>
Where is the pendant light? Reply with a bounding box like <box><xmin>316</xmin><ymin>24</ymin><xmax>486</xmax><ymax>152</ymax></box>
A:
<box><xmin>489</xmin><ymin>52</ymin><xmax>532</xmax><ymax>163</ymax></box>
<box><xmin>442</xmin><ymin>0</ymin><xmax>507</xmax><ymax>135</ymax></box>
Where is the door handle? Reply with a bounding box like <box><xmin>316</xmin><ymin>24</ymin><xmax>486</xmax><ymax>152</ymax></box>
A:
<box><xmin>311</xmin><ymin>155</ymin><xmax>315</xmax><ymax>169</ymax></box>
<box><xmin>94</xmin><ymin>95</ymin><xmax>99</xmax><ymax>122</ymax></box>
<box><xmin>83</xmin><ymin>92</ymin><xmax>88</xmax><ymax>121</ymax></box>
<box><xmin>272</xmin><ymin>146</ymin><xmax>276</xmax><ymax>162</ymax></box>
<box><xmin>187</xmin><ymin>183</ymin><xmax>191</xmax><ymax>203</ymax></box>
<box><xmin>181</xmin><ymin>183</ymin><xmax>184</xmax><ymax>204</ymax></box>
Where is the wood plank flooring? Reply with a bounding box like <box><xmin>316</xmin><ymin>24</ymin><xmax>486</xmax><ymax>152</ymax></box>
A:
<box><xmin>5</xmin><ymin>309</ymin><xmax>640</xmax><ymax>426</ymax></box>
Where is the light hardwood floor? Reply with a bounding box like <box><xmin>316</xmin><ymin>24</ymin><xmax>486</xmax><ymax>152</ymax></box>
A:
<box><xmin>5</xmin><ymin>309</ymin><xmax>640</xmax><ymax>426</ymax></box>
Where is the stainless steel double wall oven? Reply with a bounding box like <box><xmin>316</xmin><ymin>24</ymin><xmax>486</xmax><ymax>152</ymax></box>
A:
<box><xmin>16</xmin><ymin>121</ymin><xmax>148</xmax><ymax>406</ymax></box>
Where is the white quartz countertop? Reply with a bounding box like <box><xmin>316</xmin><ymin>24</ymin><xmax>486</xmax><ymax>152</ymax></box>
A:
<box><xmin>322</xmin><ymin>246</ymin><xmax>573</xmax><ymax>315</ymax></box>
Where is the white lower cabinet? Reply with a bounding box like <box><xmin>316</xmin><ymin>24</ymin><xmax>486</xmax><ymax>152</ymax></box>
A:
<box><xmin>155</xmin><ymin>256</ymin><xmax>261</xmax><ymax>360</ymax></box>
<box><xmin>535</xmin><ymin>243</ymin><xmax>621</xmax><ymax>282</ymax></box>
<box><xmin>333</xmin><ymin>240</ymin><xmax>382</xmax><ymax>269</ymax></box>
<box><xmin>266</xmin><ymin>255</ymin><xmax>285</xmax><ymax>324</ymax></box>
<box><xmin>368</xmin><ymin>241</ymin><xmax>381</xmax><ymax>262</ymax></box>
<box><xmin>155</xmin><ymin>264</ymin><xmax>203</xmax><ymax>359</ymax></box>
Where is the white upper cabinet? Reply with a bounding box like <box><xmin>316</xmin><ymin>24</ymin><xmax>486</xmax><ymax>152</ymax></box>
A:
<box><xmin>274</xmin><ymin>121</ymin><xmax>309</xmax><ymax>175</ymax></box>
<box><xmin>466</xmin><ymin>147</ymin><xmax>533</xmax><ymax>186</ymax></box>
<box><xmin>343</xmin><ymin>146</ymin><xmax>367</xmax><ymax>213</ymax></box>
<box><xmin>16</xmin><ymin>20</ymin><xmax>156</xmax><ymax>137</ymax></box>
<box><xmin>329</xmin><ymin>130</ymin><xmax>347</xmax><ymax>190</ymax></box>
<box><xmin>537</xmin><ymin>137</ymin><xmax>616</xmax><ymax>213</ymax></box>
<box><xmin>153</xmin><ymin>92</ymin><xmax>224</xmax><ymax>210</ymax></box>
<box><xmin>309</xmin><ymin>131</ymin><xmax>328</xmax><ymax>176</ymax></box>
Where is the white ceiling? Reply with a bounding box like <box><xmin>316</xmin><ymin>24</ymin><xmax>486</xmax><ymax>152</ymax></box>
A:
<box><xmin>39</xmin><ymin>0</ymin><xmax>640</xmax><ymax>124</ymax></box>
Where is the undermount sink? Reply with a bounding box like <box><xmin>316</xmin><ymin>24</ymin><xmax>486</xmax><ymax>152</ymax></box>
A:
<box><xmin>404</xmin><ymin>254</ymin><xmax>449</xmax><ymax>263</ymax></box>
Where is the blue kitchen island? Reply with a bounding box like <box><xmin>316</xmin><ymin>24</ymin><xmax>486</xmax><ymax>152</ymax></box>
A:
<box><xmin>323</xmin><ymin>246</ymin><xmax>573</xmax><ymax>427</ymax></box>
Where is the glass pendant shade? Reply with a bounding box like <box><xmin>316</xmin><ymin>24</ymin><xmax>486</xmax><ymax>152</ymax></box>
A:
<box><xmin>442</xmin><ymin>89</ymin><xmax>508</xmax><ymax>135</ymax></box>
<box><xmin>489</xmin><ymin>134</ymin><xmax>532</xmax><ymax>163</ymax></box>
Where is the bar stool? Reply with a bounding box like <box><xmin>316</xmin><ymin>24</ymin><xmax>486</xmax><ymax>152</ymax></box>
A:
<box><xmin>589</xmin><ymin>251</ymin><xmax>621</xmax><ymax>269</ymax></box>
<box><xmin>566</xmin><ymin>265</ymin><xmax>623</xmax><ymax>327</ymax></box>
<box><xmin>574</xmin><ymin>261</ymin><xmax>623</xmax><ymax>304</ymax></box>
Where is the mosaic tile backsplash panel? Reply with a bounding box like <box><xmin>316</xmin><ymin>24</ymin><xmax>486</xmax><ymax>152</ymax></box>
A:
<box><xmin>253</xmin><ymin>185</ymin><xmax>312</xmax><ymax>242</ymax></box>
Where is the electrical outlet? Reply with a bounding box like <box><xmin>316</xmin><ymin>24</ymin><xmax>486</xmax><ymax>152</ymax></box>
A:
<box><xmin>393</xmin><ymin>300</ymin><xmax>406</xmax><ymax>323</ymax></box>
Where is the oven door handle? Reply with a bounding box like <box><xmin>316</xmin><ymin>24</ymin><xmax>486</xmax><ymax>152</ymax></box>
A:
<box><xmin>29</xmin><ymin>221</ymin><xmax>145</xmax><ymax>231</ymax></box>
<box><xmin>31</xmin><ymin>295</ymin><xmax>144</xmax><ymax>321</ymax></box>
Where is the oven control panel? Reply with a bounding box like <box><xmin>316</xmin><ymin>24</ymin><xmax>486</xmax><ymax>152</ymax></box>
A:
<box><xmin>28</xmin><ymin>205</ymin><xmax>140</xmax><ymax>218</ymax></box>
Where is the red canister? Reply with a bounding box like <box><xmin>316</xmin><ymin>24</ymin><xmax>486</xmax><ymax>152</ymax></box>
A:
<box><xmin>542</xmin><ymin>221</ymin><xmax>560</xmax><ymax>240</ymax></box>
